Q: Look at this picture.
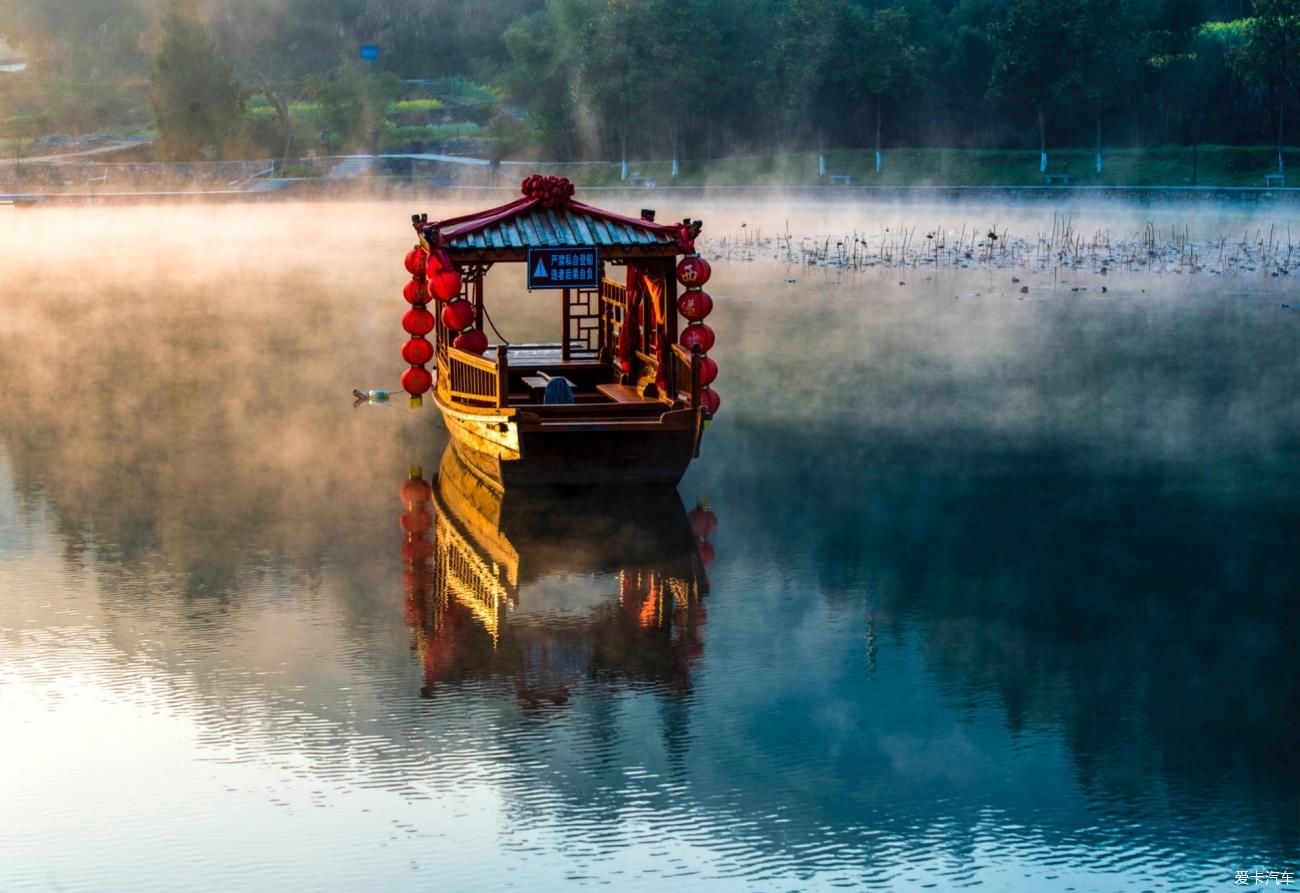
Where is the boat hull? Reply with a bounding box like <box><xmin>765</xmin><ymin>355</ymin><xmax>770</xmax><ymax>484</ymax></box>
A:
<box><xmin>435</xmin><ymin>394</ymin><xmax>700</xmax><ymax>488</ymax></box>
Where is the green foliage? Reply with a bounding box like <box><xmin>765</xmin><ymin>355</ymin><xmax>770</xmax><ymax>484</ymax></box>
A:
<box><xmin>1230</xmin><ymin>0</ymin><xmax>1300</xmax><ymax>88</ymax></box>
<box><xmin>1228</xmin><ymin>0</ymin><xmax>1300</xmax><ymax>166</ymax></box>
<box><xmin>1</xmin><ymin>0</ymin><xmax>1298</xmax><ymax>172</ymax></box>
<box><xmin>388</xmin><ymin>99</ymin><xmax>445</xmax><ymax>116</ymax></box>
<box><xmin>384</xmin><ymin>121</ymin><xmax>483</xmax><ymax>145</ymax></box>
<box><xmin>0</xmin><ymin>0</ymin><xmax>152</xmax><ymax>78</ymax></box>
<box><xmin>149</xmin><ymin>0</ymin><xmax>245</xmax><ymax>160</ymax></box>
<box><xmin>277</xmin><ymin>162</ymin><xmax>322</xmax><ymax>178</ymax></box>
<box><xmin>305</xmin><ymin>58</ymin><xmax>403</xmax><ymax>152</ymax></box>
<box><xmin>485</xmin><ymin>111</ymin><xmax>538</xmax><ymax>157</ymax></box>
<box><xmin>423</xmin><ymin>76</ymin><xmax>502</xmax><ymax>106</ymax></box>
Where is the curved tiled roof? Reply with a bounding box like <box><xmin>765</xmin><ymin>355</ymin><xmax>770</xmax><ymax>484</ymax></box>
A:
<box><xmin>420</xmin><ymin>187</ymin><xmax>683</xmax><ymax>260</ymax></box>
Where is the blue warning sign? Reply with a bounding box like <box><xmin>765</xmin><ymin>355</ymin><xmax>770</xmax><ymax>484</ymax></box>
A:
<box><xmin>527</xmin><ymin>247</ymin><xmax>599</xmax><ymax>290</ymax></box>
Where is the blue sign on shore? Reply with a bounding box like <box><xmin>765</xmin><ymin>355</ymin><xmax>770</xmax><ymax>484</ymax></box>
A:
<box><xmin>527</xmin><ymin>247</ymin><xmax>599</xmax><ymax>290</ymax></box>
<box><xmin>359</xmin><ymin>45</ymin><xmax>380</xmax><ymax>61</ymax></box>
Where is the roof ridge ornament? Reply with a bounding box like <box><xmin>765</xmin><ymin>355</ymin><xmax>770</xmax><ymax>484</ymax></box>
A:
<box><xmin>521</xmin><ymin>174</ymin><xmax>575</xmax><ymax>209</ymax></box>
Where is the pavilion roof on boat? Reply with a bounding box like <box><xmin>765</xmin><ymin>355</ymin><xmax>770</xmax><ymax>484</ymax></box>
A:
<box><xmin>416</xmin><ymin>175</ymin><xmax>683</xmax><ymax>263</ymax></box>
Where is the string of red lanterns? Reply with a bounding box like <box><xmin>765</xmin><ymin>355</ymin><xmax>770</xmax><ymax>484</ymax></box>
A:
<box><xmin>425</xmin><ymin>248</ymin><xmax>489</xmax><ymax>358</ymax></box>
<box><xmin>401</xmin><ymin>245</ymin><xmax>434</xmax><ymax>405</ymax></box>
<box><xmin>676</xmin><ymin>253</ymin><xmax>720</xmax><ymax>416</ymax></box>
<box><xmin>399</xmin><ymin>466</ymin><xmax>434</xmax><ymax>634</ymax></box>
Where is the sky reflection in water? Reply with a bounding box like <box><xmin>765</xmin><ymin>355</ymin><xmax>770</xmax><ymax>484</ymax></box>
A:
<box><xmin>0</xmin><ymin>201</ymin><xmax>1296</xmax><ymax>892</ymax></box>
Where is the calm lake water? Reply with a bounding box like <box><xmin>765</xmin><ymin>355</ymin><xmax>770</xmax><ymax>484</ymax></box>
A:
<box><xmin>1</xmin><ymin>200</ymin><xmax>1296</xmax><ymax>891</ymax></box>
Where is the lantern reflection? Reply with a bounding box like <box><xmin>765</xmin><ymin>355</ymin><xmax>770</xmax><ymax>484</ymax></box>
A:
<box><xmin>401</xmin><ymin>447</ymin><xmax>712</xmax><ymax>707</ymax></box>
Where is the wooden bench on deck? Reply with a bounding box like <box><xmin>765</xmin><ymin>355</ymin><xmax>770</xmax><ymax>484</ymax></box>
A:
<box><xmin>597</xmin><ymin>383</ymin><xmax>662</xmax><ymax>405</ymax></box>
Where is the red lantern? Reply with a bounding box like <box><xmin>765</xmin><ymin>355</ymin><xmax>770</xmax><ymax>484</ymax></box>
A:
<box><xmin>425</xmin><ymin>248</ymin><xmax>453</xmax><ymax>275</ymax></box>
<box><xmin>689</xmin><ymin>507</ymin><xmax>718</xmax><ymax>539</ymax></box>
<box><xmin>676</xmin><ymin>256</ymin><xmax>711</xmax><ymax>288</ymax></box>
<box><xmin>401</xmin><ymin>539</ymin><xmax>434</xmax><ymax>563</ymax></box>
<box><xmin>680</xmin><ymin>323</ymin><xmax>715</xmax><ymax>353</ymax></box>
<box><xmin>441</xmin><ymin>299</ymin><xmax>476</xmax><ymax>331</ymax></box>
<box><xmin>677</xmin><ymin>289</ymin><xmax>713</xmax><ymax>321</ymax></box>
<box><xmin>400</xmin><ymin>476</ymin><xmax>433</xmax><ymax>506</ymax></box>
<box><xmin>428</xmin><ymin>269</ymin><xmax>462</xmax><ymax>302</ymax></box>
<box><xmin>405</xmin><ymin>247</ymin><xmax>427</xmax><ymax>277</ymax></box>
<box><xmin>401</xmin><ymin>365</ymin><xmax>433</xmax><ymax>396</ymax></box>
<box><xmin>403</xmin><ymin>279</ymin><xmax>429</xmax><ymax>305</ymax></box>
<box><xmin>403</xmin><ymin>571</ymin><xmax>431</xmax><ymax>601</ymax></box>
<box><xmin>400</xmin><ymin>508</ymin><xmax>433</xmax><ymax>535</ymax></box>
<box><xmin>699</xmin><ymin>387</ymin><xmax>720</xmax><ymax>415</ymax></box>
<box><xmin>697</xmin><ymin>540</ymin><xmax>716</xmax><ymax>566</ymax></box>
<box><xmin>401</xmin><ymin>337</ymin><xmax>434</xmax><ymax>366</ymax></box>
<box><xmin>698</xmin><ymin>356</ymin><xmax>718</xmax><ymax>387</ymax></box>
<box><xmin>453</xmin><ymin>329</ymin><xmax>488</xmax><ymax>356</ymax></box>
<box><xmin>402</xmin><ymin>307</ymin><xmax>435</xmax><ymax>336</ymax></box>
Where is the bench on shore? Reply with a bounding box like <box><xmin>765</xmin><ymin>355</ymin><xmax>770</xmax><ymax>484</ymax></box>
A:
<box><xmin>1043</xmin><ymin>174</ymin><xmax>1072</xmax><ymax>185</ymax></box>
<box><xmin>827</xmin><ymin>174</ymin><xmax>854</xmax><ymax>185</ymax></box>
<box><xmin>1265</xmin><ymin>173</ymin><xmax>1286</xmax><ymax>188</ymax></box>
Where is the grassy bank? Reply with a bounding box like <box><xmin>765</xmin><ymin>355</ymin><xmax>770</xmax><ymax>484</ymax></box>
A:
<box><xmin>530</xmin><ymin>146</ymin><xmax>1298</xmax><ymax>189</ymax></box>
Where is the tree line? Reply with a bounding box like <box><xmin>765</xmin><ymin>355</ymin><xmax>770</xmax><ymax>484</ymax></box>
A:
<box><xmin>1</xmin><ymin>0</ymin><xmax>1297</xmax><ymax>171</ymax></box>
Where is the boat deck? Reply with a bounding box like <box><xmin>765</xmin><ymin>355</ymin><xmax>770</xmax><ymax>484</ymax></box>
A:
<box><xmin>485</xmin><ymin>342</ymin><xmax>674</xmax><ymax>411</ymax></box>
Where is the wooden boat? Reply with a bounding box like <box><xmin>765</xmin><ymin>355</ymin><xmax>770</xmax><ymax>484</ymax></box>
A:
<box><xmin>399</xmin><ymin>176</ymin><xmax>719</xmax><ymax>488</ymax></box>
<box><xmin>398</xmin><ymin>446</ymin><xmax>716</xmax><ymax>703</ymax></box>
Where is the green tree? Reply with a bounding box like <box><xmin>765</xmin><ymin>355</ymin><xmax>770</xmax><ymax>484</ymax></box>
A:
<box><xmin>991</xmin><ymin>0</ymin><xmax>1159</xmax><ymax>175</ymax></box>
<box><xmin>502</xmin><ymin>9</ymin><xmax>579</xmax><ymax>155</ymax></box>
<box><xmin>1155</xmin><ymin>19</ymin><xmax>1248</xmax><ymax>182</ymax></box>
<box><xmin>989</xmin><ymin>0</ymin><xmax>1070</xmax><ymax>172</ymax></box>
<box><xmin>1068</xmin><ymin>0</ymin><xmax>1152</xmax><ymax>174</ymax></box>
<box><xmin>0</xmin><ymin>0</ymin><xmax>150</xmax><ymax>78</ymax></box>
<box><xmin>1230</xmin><ymin>0</ymin><xmax>1300</xmax><ymax>175</ymax></box>
<box><xmin>150</xmin><ymin>0</ymin><xmax>245</xmax><ymax>160</ymax></box>
<box><xmin>305</xmin><ymin>58</ymin><xmax>403</xmax><ymax>153</ymax></box>
<box><xmin>860</xmin><ymin>7</ymin><xmax>924</xmax><ymax>173</ymax></box>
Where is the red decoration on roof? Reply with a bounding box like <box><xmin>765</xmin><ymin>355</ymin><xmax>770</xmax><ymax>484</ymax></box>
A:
<box><xmin>521</xmin><ymin>174</ymin><xmax>575</xmax><ymax>208</ymax></box>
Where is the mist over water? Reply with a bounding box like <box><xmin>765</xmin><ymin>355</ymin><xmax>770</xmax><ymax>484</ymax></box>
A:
<box><xmin>1</xmin><ymin>198</ymin><xmax>1297</xmax><ymax>891</ymax></box>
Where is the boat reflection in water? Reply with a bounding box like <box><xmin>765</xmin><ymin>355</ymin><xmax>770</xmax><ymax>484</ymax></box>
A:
<box><xmin>398</xmin><ymin>447</ymin><xmax>716</xmax><ymax>709</ymax></box>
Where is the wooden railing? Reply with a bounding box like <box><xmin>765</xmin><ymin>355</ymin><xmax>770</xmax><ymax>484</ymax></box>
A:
<box><xmin>439</xmin><ymin>344</ymin><xmax>509</xmax><ymax>409</ymax></box>
<box><xmin>600</xmin><ymin>278</ymin><xmax>626</xmax><ymax>359</ymax></box>
<box><xmin>672</xmin><ymin>344</ymin><xmax>702</xmax><ymax>408</ymax></box>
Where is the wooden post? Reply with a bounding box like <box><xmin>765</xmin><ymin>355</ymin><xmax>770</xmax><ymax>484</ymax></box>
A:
<box><xmin>473</xmin><ymin>272</ymin><xmax>484</xmax><ymax>329</ymax></box>
<box><xmin>665</xmin><ymin>259</ymin><xmax>679</xmax><ymax>346</ymax></box>
<box><xmin>596</xmin><ymin>262</ymin><xmax>606</xmax><ymax>360</ymax></box>
<box><xmin>690</xmin><ymin>344</ymin><xmax>702</xmax><ymax>409</ymax></box>
<box><xmin>562</xmin><ymin>287</ymin><xmax>571</xmax><ymax>361</ymax></box>
<box><xmin>496</xmin><ymin>344</ymin><xmax>509</xmax><ymax>408</ymax></box>
<box><xmin>665</xmin><ymin>259</ymin><xmax>678</xmax><ymax>400</ymax></box>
